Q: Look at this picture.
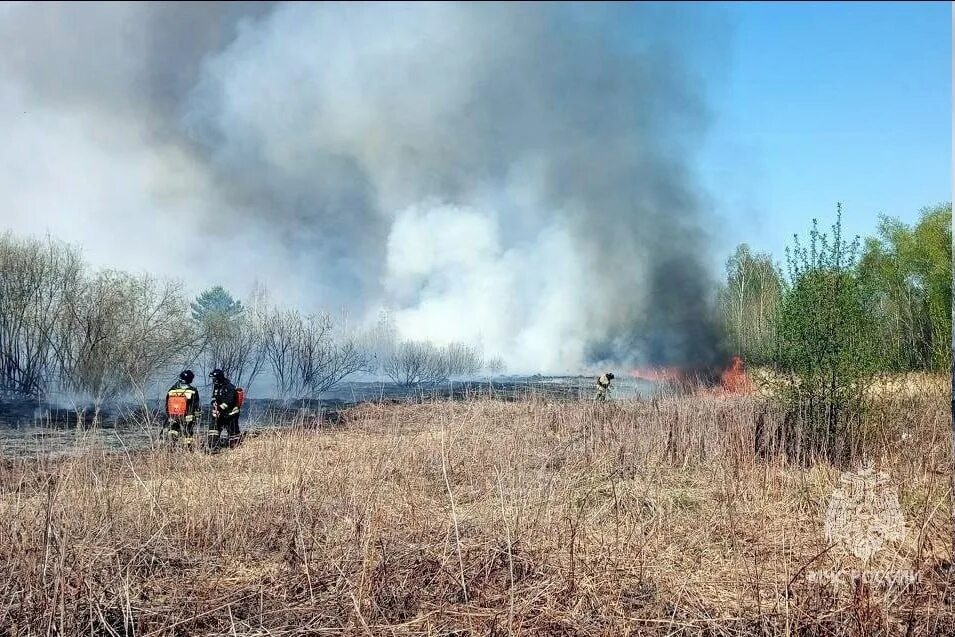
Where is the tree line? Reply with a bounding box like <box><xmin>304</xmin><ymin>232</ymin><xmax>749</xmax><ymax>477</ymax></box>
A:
<box><xmin>717</xmin><ymin>202</ymin><xmax>951</xmax><ymax>375</ymax></box>
<box><xmin>0</xmin><ymin>232</ymin><xmax>493</xmax><ymax>411</ymax></box>
<box><xmin>2</xmin><ymin>201</ymin><xmax>948</xmax><ymax>423</ymax></box>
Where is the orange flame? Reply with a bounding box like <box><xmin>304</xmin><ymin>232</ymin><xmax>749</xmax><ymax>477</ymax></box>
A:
<box><xmin>627</xmin><ymin>357</ymin><xmax>753</xmax><ymax>397</ymax></box>
<box><xmin>719</xmin><ymin>356</ymin><xmax>752</xmax><ymax>394</ymax></box>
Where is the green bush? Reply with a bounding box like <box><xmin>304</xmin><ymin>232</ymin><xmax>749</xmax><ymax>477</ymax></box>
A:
<box><xmin>773</xmin><ymin>205</ymin><xmax>882</xmax><ymax>462</ymax></box>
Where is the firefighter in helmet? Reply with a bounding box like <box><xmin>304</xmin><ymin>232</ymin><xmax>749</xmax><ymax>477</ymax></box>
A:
<box><xmin>594</xmin><ymin>372</ymin><xmax>615</xmax><ymax>402</ymax></box>
<box><xmin>208</xmin><ymin>369</ymin><xmax>241</xmax><ymax>449</ymax></box>
<box><xmin>165</xmin><ymin>369</ymin><xmax>201</xmax><ymax>446</ymax></box>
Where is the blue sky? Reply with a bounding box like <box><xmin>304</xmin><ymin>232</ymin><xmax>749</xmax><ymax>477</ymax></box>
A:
<box><xmin>698</xmin><ymin>1</ymin><xmax>951</xmax><ymax>273</ymax></box>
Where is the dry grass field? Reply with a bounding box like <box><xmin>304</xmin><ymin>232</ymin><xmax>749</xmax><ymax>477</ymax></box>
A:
<box><xmin>0</xmin><ymin>387</ymin><xmax>951</xmax><ymax>635</ymax></box>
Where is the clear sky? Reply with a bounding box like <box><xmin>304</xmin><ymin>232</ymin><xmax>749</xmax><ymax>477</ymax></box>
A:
<box><xmin>699</xmin><ymin>1</ymin><xmax>951</xmax><ymax>273</ymax></box>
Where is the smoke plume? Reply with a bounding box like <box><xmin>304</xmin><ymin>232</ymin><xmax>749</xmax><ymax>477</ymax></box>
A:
<box><xmin>0</xmin><ymin>2</ymin><xmax>728</xmax><ymax>373</ymax></box>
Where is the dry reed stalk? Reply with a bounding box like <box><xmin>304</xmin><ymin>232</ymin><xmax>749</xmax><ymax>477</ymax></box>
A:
<box><xmin>0</xmin><ymin>387</ymin><xmax>950</xmax><ymax>635</ymax></box>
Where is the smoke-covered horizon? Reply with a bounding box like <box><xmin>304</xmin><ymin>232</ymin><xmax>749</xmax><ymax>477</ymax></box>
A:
<box><xmin>0</xmin><ymin>2</ymin><xmax>731</xmax><ymax>374</ymax></box>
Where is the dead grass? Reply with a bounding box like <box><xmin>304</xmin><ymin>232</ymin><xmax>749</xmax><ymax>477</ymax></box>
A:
<box><xmin>0</xmin><ymin>390</ymin><xmax>951</xmax><ymax>635</ymax></box>
<box><xmin>745</xmin><ymin>369</ymin><xmax>950</xmax><ymax>402</ymax></box>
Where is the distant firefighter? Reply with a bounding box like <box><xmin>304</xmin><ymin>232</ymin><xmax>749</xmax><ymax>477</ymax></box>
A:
<box><xmin>208</xmin><ymin>369</ymin><xmax>244</xmax><ymax>450</ymax></box>
<box><xmin>594</xmin><ymin>372</ymin><xmax>615</xmax><ymax>401</ymax></box>
<box><xmin>165</xmin><ymin>369</ymin><xmax>201</xmax><ymax>446</ymax></box>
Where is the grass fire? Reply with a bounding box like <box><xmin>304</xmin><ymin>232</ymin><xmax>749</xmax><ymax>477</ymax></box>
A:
<box><xmin>0</xmin><ymin>2</ymin><xmax>952</xmax><ymax>636</ymax></box>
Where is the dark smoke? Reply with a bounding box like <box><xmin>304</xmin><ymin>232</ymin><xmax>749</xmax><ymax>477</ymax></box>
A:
<box><xmin>0</xmin><ymin>2</ymin><xmax>730</xmax><ymax>373</ymax></box>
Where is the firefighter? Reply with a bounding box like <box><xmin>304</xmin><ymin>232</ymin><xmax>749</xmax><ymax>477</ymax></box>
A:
<box><xmin>208</xmin><ymin>368</ymin><xmax>241</xmax><ymax>449</ymax></box>
<box><xmin>165</xmin><ymin>369</ymin><xmax>201</xmax><ymax>446</ymax></box>
<box><xmin>594</xmin><ymin>372</ymin><xmax>614</xmax><ymax>402</ymax></box>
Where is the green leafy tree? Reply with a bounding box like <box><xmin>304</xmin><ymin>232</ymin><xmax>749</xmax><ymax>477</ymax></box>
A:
<box><xmin>858</xmin><ymin>203</ymin><xmax>952</xmax><ymax>372</ymax></box>
<box><xmin>774</xmin><ymin>205</ymin><xmax>882</xmax><ymax>462</ymax></box>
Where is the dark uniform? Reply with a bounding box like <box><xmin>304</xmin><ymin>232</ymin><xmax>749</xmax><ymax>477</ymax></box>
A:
<box><xmin>165</xmin><ymin>370</ymin><xmax>201</xmax><ymax>446</ymax></box>
<box><xmin>208</xmin><ymin>369</ymin><xmax>241</xmax><ymax>449</ymax></box>
<box><xmin>594</xmin><ymin>372</ymin><xmax>614</xmax><ymax>402</ymax></box>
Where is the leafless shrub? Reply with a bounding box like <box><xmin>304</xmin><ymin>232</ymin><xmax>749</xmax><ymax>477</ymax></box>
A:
<box><xmin>262</xmin><ymin>308</ymin><xmax>369</xmax><ymax>400</ymax></box>
<box><xmin>385</xmin><ymin>340</ymin><xmax>482</xmax><ymax>387</ymax></box>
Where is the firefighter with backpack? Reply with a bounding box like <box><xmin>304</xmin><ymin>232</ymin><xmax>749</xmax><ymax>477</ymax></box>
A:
<box><xmin>164</xmin><ymin>369</ymin><xmax>201</xmax><ymax>446</ymax></box>
<box><xmin>208</xmin><ymin>368</ymin><xmax>245</xmax><ymax>450</ymax></box>
<box><xmin>594</xmin><ymin>372</ymin><xmax>614</xmax><ymax>402</ymax></box>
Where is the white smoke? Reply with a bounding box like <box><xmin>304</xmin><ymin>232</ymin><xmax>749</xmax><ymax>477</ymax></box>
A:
<box><xmin>382</xmin><ymin>203</ymin><xmax>588</xmax><ymax>372</ymax></box>
<box><xmin>0</xmin><ymin>2</ymin><xmax>729</xmax><ymax>375</ymax></box>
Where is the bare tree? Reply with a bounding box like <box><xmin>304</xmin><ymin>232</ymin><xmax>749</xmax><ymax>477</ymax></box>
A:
<box><xmin>296</xmin><ymin>313</ymin><xmax>368</xmax><ymax>397</ymax></box>
<box><xmin>49</xmin><ymin>270</ymin><xmax>129</xmax><ymax>411</ymax></box>
<box><xmin>0</xmin><ymin>233</ymin><xmax>82</xmax><ymax>399</ymax></box>
<box><xmin>119</xmin><ymin>275</ymin><xmax>195</xmax><ymax>403</ymax></box>
<box><xmin>262</xmin><ymin>308</ymin><xmax>369</xmax><ymax>400</ymax></box>
<box><xmin>196</xmin><ymin>311</ymin><xmax>266</xmax><ymax>391</ymax></box>
<box><xmin>384</xmin><ymin>340</ymin><xmax>481</xmax><ymax>387</ymax></box>
<box><xmin>485</xmin><ymin>356</ymin><xmax>506</xmax><ymax>375</ymax></box>
<box><xmin>386</xmin><ymin>341</ymin><xmax>448</xmax><ymax>387</ymax></box>
<box><xmin>261</xmin><ymin>309</ymin><xmax>301</xmax><ymax>398</ymax></box>
<box><xmin>47</xmin><ymin>270</ymin><xmax>193</xmax><ymax>419</ymax></box>
<box><xmin>445</xmin><ymin>342</ymin><xmax>483</xmax><ymax>378</ymax></box>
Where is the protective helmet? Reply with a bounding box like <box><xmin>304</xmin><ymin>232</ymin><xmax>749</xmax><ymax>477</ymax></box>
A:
<box><xmin>179</xmin><ymin>369</ymin><xmax>195</xmax><ymax>384</ymax></box>
<box><xmin>209</xmin><ymin>369</ymin><xmax>226</xmax><ymax>383</ymax></box>
<box><xmin>606</xmin><ymin>372</ymin><xmax>615</xmax><ymax>380</ymax></box>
